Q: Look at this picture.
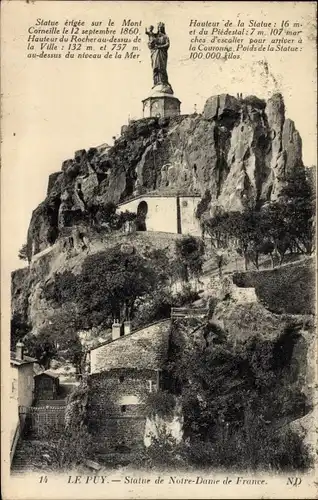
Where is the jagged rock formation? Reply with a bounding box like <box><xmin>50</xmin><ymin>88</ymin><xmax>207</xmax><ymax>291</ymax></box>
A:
<box><xmin>26</xmin><ymin>93</ymin><xmax>304</xmax><ymax>260</ymax></box>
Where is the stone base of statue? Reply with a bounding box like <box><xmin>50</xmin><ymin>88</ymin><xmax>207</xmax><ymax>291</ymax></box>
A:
<box><xmin>142</xmin><ymin>85</ymin><xmax>181</xmax><ymax>119</ymax></box>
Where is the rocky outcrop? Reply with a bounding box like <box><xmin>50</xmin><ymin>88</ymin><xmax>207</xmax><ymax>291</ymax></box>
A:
<box><xmin>203</xmin><ymin>93</ymin><xmax>240</xmax><ymax>122</ymax></box>
<box><xmin>26</xmin><ymin>93</ymin><xmax>305</xmax><ymax>259</ymax></box>
<box><xmin>12</xmin><ymin>230</ymin><xmax>182</xmax><ymax>333</ymax></box>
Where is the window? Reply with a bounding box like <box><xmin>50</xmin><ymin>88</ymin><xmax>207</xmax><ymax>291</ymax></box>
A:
<box><xmin>121</xmin><ymin>405</ymin><xmax>127</xmax><ymax>413</ymax></box>
<box><xmin>119</xmin><ymin>376</ymin><xmax>124</xmax><ymax>383</ymax></box>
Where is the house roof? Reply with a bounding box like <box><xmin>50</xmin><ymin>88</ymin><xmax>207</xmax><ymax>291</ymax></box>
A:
<box><xmin>34</xmin><ymin>370</ymin><xmax>60</xmax><ymax>379</ymax></box>
<box><xmin>10</xmin><ymin>351</ymin><xmax>37</xmax><ymax>366</ymax></box>
<box><xmin>90</xmin><ymin>319</ymin><xmax>171</xmax><ymax>372</ymax></box>
<box><xmin>90</xmin><ymin>319</ymin><xmax>170</xmax><ymax>351</ymax></box>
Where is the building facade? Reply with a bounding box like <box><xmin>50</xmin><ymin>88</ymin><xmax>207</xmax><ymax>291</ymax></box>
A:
<box><xmin>34</xmin><ymin>371</ymin><xmax>60</xmax><ymax>401</ymax></box>
<box><xmin>10</xmin><ymin>343</ymin><xmax>37</xmax><ymax>463</ymax></box>
<box><xmin>117</xmin><ymin>194</ymin><xmax>202</xmax><ymax>236</ymax></box>
<box><xmin>88</xmin><ymin>319</ymin><xmax>171</xmax><ymax>450</ymax></box>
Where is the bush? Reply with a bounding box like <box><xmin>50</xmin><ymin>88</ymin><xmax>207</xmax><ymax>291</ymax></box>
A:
<box><xmin>172</xmin><ymin>284</ymin><xmax>200</xmax><ymax>306</ymax></box>
<box><xmin>183</xmin><ymin>419</ymin><xmax>313</xmax><ymax>471</ymax></box>
<box><xmin>133</xmin><ymin>285</ymin><xmax>199</xmax><ymax>330</ymax></box>
<box><xmin>175</xmin><ymin>236</ymin><xmax>204</xmax><ymax>281</ymax></box>
<box><xmin>167</xmin><ymin>318</ymin><xmax>313</xmax><ymax>471</ymax></box>
<box><xmin>133</xmin><ymin>290</ymin><xmax>172</xmax><ymax>329</ymax></box>
<box><xmin>145</xmin><ymin>391</ymin><xmax>176</xmax><ymax>419</ymax></box>
<box><xmin>34</xmin><ymin>427</ymin><xmax>94</xmax><ymax>471</ymax></box>
<box><xmin>133</xmin><ymin>434</ymin><xmax>185</xmax><ymax>470</ymax></box>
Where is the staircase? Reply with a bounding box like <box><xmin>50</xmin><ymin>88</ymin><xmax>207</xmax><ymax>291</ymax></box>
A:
<box><xmin>11</xmin><ymin>440</ymin><xmax>36</xmax><ymax>474</ymax></box>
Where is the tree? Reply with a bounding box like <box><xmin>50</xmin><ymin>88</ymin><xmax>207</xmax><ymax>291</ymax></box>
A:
<box><xmin>203</xmin><ymin>209</ymin><xmax>231</xmax><ymax>249</ymax></box>
<box><xmin>175</xmin><ymin>236</ymin><xmax>204</xmax><ymax>282</ymax></box>
<box><xmin>143</xmin><ymin>248</ymin><xmax>175</xmax><ymax>285</ymax></box>
<box><xmin>76</xmin><ymin>246</ymin><xmax>160</xmax><ymax>321</ymax></box>
<box><xmin>60</xmin><ymin>331</ymin><xmax>84</xmax><ymax>375</ymax></box>
<box><xmin>42</xmin><ymin>271</ymin><xmax>78</xmax><ymax>304</ymax></box>
<box><xmin>18</xmin><ymin>243</ymin><xmax>28</xmax><ymax>261</ymax></box>
<box><xmin>225</xmin><ymin>210</ymin><xmax>264</xmax><ymax>270</ymax></box>
<box><xmin>42</xmin><ymin>246</ymin><xmax>169</xmax><ymax>329</ymax></box>
<box><xmin>11</xmin><ymin>313</ymin><xmax>31</xmax><ymax>350</ymax></box>
<box><xmin>215</xmin><ymin>250</ymin><xmax>228</xmax><ymax>277</ymax></box>
<box><xmin>89</xmin><ymin>201</ymin><xmax>136</xmax><ymax>231</ymax></box>
<box><xmin>278</xmin><ymin>169</ymin><xmax>315</xmax><ymax>255</ymax></box>
<box><xmin>25</xmin><ymin>305</ymin><xmax>86</xmax><ymax>372</ymax></box>
<box><xmin>166</xmin><ymin>320</ymin><xmax>311</xmax><ymax>470</ymax></box>
<box><xmin>24</xmin><ymin>331</ymin><xmax>57</xmax><ymax>370</ymax></box>
<box><xmin>259</xmin><ymin>238</ymin><xmax>276</xmax><ymax>268</ymax></box>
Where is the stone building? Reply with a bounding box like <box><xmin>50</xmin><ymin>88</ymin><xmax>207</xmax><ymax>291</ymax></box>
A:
<box><xmin>34</xmin><ymin>371</ymin><xmax>60</xmax><ymax>401</ymax></box>
<box><xmin>10</xmin><ymin>343</ymin><xmax>38</xmax><ymax>463</ymax></box>
<box><xmin>87</xmin><ymin>319</ymin><xmax>171</xmax><ymax>450</ymax></box>
<box><xmin>117</xmin><ymin>193</ymin><xmax>202</xmax><ymax>236</ymax></box>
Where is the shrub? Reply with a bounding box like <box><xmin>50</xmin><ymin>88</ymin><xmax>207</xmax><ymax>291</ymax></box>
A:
<box><xmin>38</xmin><ymin>427</ymin><xmax>94</xmax><ymax>471</ymax></box>
<box><xmin>18</xmin><ymin>243</ymin><xmax>28</xmax><ymax>261</ymax></box>
<box><xmin>133</xmin><ymin>434</ymin><xmax>185</xmax><ymax>470</ymax></box>
<box><xmin>172</xmin><ymin>284</ymin><xmax>200</xmax><ymax>306</ymax></box>
<box><xmin>145</xmin><ymin>391</ymin><xmax>176</xmax><ymax>419</ymax></box>
<box><xmin>183</xmin><ymin>418</ymin><xmax>313</xmax><ymax>471</ymax></box>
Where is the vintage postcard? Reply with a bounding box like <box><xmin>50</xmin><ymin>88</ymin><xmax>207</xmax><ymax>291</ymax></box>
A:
<box><xmin>1</xmin><ymin>1</ymin><xmax>317</xmax><ymax>499</ymax></box>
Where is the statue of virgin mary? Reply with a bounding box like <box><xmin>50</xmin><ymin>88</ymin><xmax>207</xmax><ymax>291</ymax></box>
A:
<box><xmin>146</xmin><ymin>22</ymin><xmax>173</xmax><ymax>94</ymax></box>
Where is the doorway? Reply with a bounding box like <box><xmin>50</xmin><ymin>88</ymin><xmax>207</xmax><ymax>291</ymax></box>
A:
<box><xmin>136</xmin><ymin>200</ymin><xmax>148</xmax><ymax>231</ymax></box>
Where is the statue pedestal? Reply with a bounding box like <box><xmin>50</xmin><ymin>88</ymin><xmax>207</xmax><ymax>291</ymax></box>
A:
<box><xmin>142</xmin><ymin>91</ymin><xmax>181</xmax><ymax>119</ymax></box>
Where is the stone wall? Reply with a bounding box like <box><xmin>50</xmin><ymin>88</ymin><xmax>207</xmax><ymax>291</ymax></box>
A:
<box><xmin>92</xmin><ymin>417</ymin><xmax>146</xmax><ymax>450</ymax></box>
<box><xmin>232</xmin><ymin>258</ymin><xmax>315</xmax><ymax>315</ymax></box>
<box><xmin>87</xmin><ymin>368</ymin><xmax>159</xmax><ymax>450</ymax></box>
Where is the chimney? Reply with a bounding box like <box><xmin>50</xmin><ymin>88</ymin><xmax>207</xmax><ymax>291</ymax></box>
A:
<box><xmin>124</xmin><ymin>321</ymin><xmax>132</xmax><ymax>336</ymax></box>
<box><xmin>112</xmin><ymin>320</ymin><xmax>123</xmax><ymax>340</ymax></box>
<box><xmin>16</xmin><ymin>341</ymin><xmax>24</xmax><ymax>361</ymax></box>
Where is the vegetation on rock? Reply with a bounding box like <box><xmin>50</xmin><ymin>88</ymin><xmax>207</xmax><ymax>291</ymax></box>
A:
<box><xmin>18</xmin><ymin>243</ymin><xmax>29</xmax><ymax>262</ymax></box>
<box><xmin>10</xmin><ymin>92</ymin><xmax>316</xmax><ymax>473</ymax></box>
<box><xmin>161</xmin><ymin>319</ymin><xmax>313</xmax><ymax>471</ymax></box>
<box><xmin>201</xmin><ymin>168</ymin><xmax>315</xmax><ymax>270</ymax></box>
<box><xmin>175</xmin><ymin>235</ymin><xmax>204</xmax><ymax>282</ymax></box>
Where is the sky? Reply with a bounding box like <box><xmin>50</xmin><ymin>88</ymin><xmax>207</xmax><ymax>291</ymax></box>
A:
<box><xmin>1</xmin><ymin>1</ymin><xmax>317</xmax><ymax>278</ymax></box>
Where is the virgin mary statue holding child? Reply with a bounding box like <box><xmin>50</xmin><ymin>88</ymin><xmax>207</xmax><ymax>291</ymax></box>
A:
<box><xmin>146</xmin><ymin>22</ymin><xmax>173</xmax><ymax>94</ymax></box>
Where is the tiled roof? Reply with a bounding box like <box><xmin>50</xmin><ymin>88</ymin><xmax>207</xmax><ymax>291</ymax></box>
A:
<box><xmin>90</xmin><ymin>319</ymin><xmax>171</xmax><ymax>373</ymax></box>
<box><xmin>10</xmin><ymin>351</ymin><xmax>37</xmax><ymax>366</ymax></box>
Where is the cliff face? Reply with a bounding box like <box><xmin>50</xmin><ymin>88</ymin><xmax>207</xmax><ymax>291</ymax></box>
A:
<box><xmin>26</xmin><ymin>92</ymin><xmax>304</xmax><ymax>259</ymax></box>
